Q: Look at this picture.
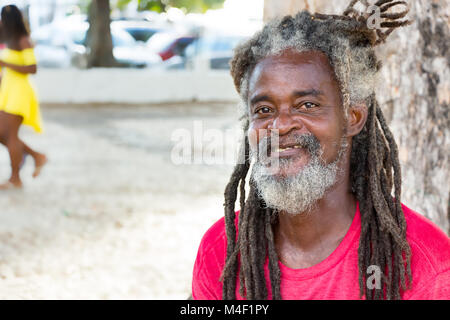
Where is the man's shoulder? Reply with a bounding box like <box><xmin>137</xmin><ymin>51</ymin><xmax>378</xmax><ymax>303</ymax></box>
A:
<box><xmin>198</xmin><ymin>212</ymin><xmax>239</xmax><ymax>256</ymax></box>
<box><xmin>403</xmin><ymin>203</ymin><xmax>450</xmax><ymax>274</ymax></box>
<box><xmin>199</xmin><ymin>216</ymin><xmax>227</xmax><ymax>253</ymax></box>
<box><xmin>192</xmin><ymin>216</ymin><xmax>230</xmax><ymax>300</ymax></box>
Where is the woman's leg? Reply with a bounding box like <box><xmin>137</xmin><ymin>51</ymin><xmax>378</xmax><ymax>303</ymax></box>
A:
<box><xmin>0</xmin><ymin>112</ymin><xmax>26</xmax><ymax>169</ymax></box>
<box><xmin>0</xmin><ymin>111</ymin><xmax>7</xmax><ymax>146</ymax></box>
<box><xmin>0</xmin><ymin>112</ymin><xmax>47</xmax><ymax>189</ymax></box>
<box><xmin>3</xmin><ymin>113</ymin><xmax>24</xmax><ymax>187</ymax></box>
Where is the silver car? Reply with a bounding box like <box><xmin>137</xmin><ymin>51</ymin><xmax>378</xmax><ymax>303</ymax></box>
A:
<box><xmin>33</xmin><ymin>19</ymin><xmax>162</xmax><ymax>68</ymax></box>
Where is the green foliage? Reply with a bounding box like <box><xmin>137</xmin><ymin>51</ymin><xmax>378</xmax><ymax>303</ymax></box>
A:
<box><xmin>113</xmin><ymin>0</ymin><xmax>224</xmax><ymax>13</ymax></box>
<box><xmin>116</xmin><ymin>0</ymin><xmax>133</xmax><ymax>11</ymax></box>
<box><xmin>77</xmin><ymin>0</ymin><xmax>92</xmax><ymax>14</ymax></box>
<box><xmin>169</xmin><ymin>0</ymin><xmax>224</xmax><ymax>12</ymax></box>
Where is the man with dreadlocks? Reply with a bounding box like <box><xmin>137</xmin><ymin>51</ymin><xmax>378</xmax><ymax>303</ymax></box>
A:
<box><xmin>192</xmin><ymin>0</ymin><xmax>450</xmax><ymax>300</ymax></box>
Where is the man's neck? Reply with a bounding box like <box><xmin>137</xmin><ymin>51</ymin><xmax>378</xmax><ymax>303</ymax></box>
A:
<box><xmin>274</xmin><ymin>166</ymin><xmax>356</xmax><ymax>269</ymax></box>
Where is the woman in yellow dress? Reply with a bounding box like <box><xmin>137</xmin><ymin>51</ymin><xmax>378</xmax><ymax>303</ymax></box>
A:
<box><xmin>0</xmin><ymin>5</ymin><xmax>47</xmax><ymax>189</ymax></box>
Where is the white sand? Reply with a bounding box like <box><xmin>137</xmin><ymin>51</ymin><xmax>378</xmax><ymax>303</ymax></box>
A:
<box><xmin>0</xmin><ymin>103</ymin><xmax>238</xmax><ymax>299</ymax></box>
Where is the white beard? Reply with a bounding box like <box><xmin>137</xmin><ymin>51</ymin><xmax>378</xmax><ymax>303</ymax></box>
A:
<box><xmin>250</xmin><ymin>134</ymin><xmax>347</xmax><ymax>215</ymax></box>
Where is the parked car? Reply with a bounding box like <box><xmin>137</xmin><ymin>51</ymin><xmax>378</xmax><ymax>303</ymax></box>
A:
<box><xmin>32</xmin><ymin>21</ymin><xmax>87</xmax><ymax>68</ymax></box>
<box><xmin>32</xmin><ymin>19</ymin><xmax>162</xmax><ymax>68</ymax></box>
<box><xmin>146</xmin><ymin>31</ymin><xmax>197</xmax><ymax>61</ymax></box>
<box><xmin>109</xmin><ymin>26</ymin><xmax>162</xmax><ymax>68</ymax></box>
<box><xmin>111</xmin><ymin>20</ymin><xmax>167</xmax><ymax>43</ymax></box>
<box><xmin>163</xmin><ymin>34</ymin><xmax>246</xmax><ymax>70</ymax></box>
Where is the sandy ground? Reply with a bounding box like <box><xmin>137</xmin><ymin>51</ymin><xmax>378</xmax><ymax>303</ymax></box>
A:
<box><xmin>0</xmin><ymin>102</ymin><xmax>240</xmax><ymax>299</ymax></box>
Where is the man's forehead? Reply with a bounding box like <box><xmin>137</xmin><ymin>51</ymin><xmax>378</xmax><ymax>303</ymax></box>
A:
<box><xmin>263</xmin><ymin>48</ymin><xmax>330</xmax><ymax>63</ymax></box>
<box><xmin>252</xmin><ymin>49</ymin><xmax>334</xmax><ymax>77</ymax></box>
<box><xmin>248</xmin><ymin>49</ymin><xmax>339</xmax><ymax>95</ymax></box>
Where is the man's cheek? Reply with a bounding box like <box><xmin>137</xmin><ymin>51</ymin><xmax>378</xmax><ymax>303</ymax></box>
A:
<box><xmin>319</xmin><ymin>138</ymin><xmax>340</xmax><ymax>163</ymax></box>
<box><xmin>247</xmin><ymin>128</ymin><xmax>258</xmax><ymax>150</ymax></box>
<box><xmin>247</xmin><ymin>128</ymin><xmax>270</xmax><ymax>151</ymax></box>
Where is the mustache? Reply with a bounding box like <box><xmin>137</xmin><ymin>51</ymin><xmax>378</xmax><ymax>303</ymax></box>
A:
<box><xmin>255</xmin><ymin>133</ymin><xmax>321</xmax><ymax>160</ymax></box>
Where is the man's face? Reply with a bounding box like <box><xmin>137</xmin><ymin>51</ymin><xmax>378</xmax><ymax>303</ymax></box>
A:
<box><xmin>247</xmin><ymin>49</ymin><xmax>348</xmax><ymax>214</ymax></box>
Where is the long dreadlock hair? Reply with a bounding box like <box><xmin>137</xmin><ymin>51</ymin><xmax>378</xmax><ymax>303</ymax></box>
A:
<box><xmin>222</xmin><ymin>0</ymin><xmax>413</xmax><ymax>300</ymax></box>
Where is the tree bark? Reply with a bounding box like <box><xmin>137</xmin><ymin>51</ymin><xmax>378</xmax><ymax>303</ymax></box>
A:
<box><xmin>86</xmin><ymin>0</ymin><xmax>116</xmax><ymax>68</ymax></box>
<box><xmin>263</xmin><ymin>0</ymin><xmax>450</xmax><ymax>234</ymax></box>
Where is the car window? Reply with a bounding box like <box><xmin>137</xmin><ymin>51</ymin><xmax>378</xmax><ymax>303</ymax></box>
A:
<box><xmin>125</xmin><ymin>28</ymin><xmax>160</xmax><ymax>42</ymax></box>
<box><xmin>67</xmin><ymin>26</ymin><xmax>135</xmax><ymax>48</ymax></box>
<box><xmin>174</xmin><ymin>38</ymin><xmax>194</xmax><ymax>55</ymax></box>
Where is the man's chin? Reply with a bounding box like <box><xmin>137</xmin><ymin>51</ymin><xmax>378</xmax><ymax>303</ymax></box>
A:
<box><xmin>259</xmin><ymin>157</ymin><xmax>309</xmax><ymax>179</ymax></box>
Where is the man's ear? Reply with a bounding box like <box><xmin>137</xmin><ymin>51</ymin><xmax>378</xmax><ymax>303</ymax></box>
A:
<box><xmin>346</xmin><ymin>103</ymin><xmax>368</xmax><ymax>138</ymax></box>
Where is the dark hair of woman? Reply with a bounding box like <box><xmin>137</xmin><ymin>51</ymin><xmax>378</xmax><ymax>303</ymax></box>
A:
<box><xmin>1</xmin><ymin>5</ymin><xmax>29</xmax><ymax>48</ymax></box>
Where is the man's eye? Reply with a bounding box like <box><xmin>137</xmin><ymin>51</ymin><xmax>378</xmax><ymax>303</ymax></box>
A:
<box><xmin>299</xmin><ymin>102</ymin><xmax>319</xmax><ymax>109</ymax></box>
<box><xmin>256</xmin><ymin>106</ymin><xmax>272</xmax><ymax>114</ymax></box>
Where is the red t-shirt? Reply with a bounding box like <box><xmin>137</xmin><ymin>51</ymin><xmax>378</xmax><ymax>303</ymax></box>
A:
<box><xmin>192</xmin><ymin>202</ymin><xmax>450</xmax><ymax>299</ymax></box>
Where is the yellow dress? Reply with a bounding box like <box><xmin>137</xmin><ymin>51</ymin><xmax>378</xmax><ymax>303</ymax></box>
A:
<box><xmin>0</xmin><ymin>48</ymin><xmax>42</xmax><ymax>133</ymax></box>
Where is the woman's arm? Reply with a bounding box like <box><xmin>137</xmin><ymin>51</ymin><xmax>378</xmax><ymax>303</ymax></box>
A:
<box><xmin>0</xmin><ymin>60</ymin><xmax>36</xmax><ymax>74</ymax></box>
<box><xmin>0</xmin><ymin>36</ymin><xmax>37</xmax><ymax>74</ymax></box>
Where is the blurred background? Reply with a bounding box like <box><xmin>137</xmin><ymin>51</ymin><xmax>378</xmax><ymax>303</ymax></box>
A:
<box><xmin>0</xmin><ymin>0</ymin><xmax>262</xmax><ymax>300</ymax></box>
<box><xmin>0</xmin><ymin>0</ymin><xmax>448</xmax><ymax>299</ymax></box>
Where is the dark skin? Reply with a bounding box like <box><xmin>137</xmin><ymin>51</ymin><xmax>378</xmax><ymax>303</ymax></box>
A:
<box><xmin>0</xmin><ymin>36</ymin><xmax>37</xmax><ymax>73</ymax></box>
<box><xmin>0</xmin><ymin>35</ymin><xmax>46</xmax><ymax>189</ymax></box>
<box><xmin>247</xmin><ymin>49</ymin><xmax>368</xmax><ymax>269</ymax></box>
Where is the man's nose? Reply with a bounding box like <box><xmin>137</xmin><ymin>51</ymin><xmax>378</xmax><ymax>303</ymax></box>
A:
<box><xmin>269</xmin><ymin>109</ymin><xmax>303</xmax><ymax>136</ymax></box>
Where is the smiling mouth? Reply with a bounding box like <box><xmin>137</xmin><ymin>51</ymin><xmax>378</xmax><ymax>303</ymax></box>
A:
<box><xmin>276</xmin><ymin>145</ymin><xmax>303</xmax><ymax>153</ymax></box>
<box><xmin>269</xmin><ymin>145</ymin><xmax>305</xmax><ymax>159</ymax></box>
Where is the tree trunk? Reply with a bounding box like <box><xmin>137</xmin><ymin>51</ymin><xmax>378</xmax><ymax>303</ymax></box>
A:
<box><xmin>263</xmin><ymin>0</ymin><xmax>450</xmax><ymax>235</ymax></box>
<box><xmin>86</xmin><ymin>0</ymin><xmax>116</xmax><ymax>68</ymax></box>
